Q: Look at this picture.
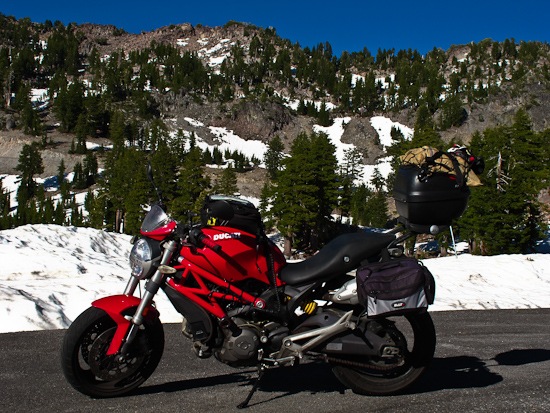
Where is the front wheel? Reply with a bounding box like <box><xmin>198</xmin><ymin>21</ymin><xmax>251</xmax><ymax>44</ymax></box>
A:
<box><xmin>61</xmin><ymin>306</ymin><xmax>164</xmax><ymax>398</ymax></box>
<box><xmin>331</xmin><ymin>311</ymin><xmax>436</xmax><ymax>395</ymax></box>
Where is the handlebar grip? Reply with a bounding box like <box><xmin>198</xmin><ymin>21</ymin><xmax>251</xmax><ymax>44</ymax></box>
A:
<box><xmin>198</xmin><ymin>233</ymin><xmax>222</xmax><ymax>253</ymax></box>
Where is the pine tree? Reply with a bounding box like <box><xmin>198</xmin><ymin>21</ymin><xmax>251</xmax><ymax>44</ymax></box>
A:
<box><xmin>0</xmin><ymin>180</ymin><xmax>11</xmax><ymax>229</ymax></box>
<box><xmin>121</xmin><ymin>153</ymin><xmax>151</xmax><ymax>234</ymax></box>
<box><xmin>73</xmin><ymin>114</ymin><xmax>88</xmax><ymax>154</ymax></box>
<box><xmin>84</xmin><ymin>93</ymin><xmax>108</xmax><ymax>137</ymax></box>
<box><xmin>459</xmin><ymin>109</ymin><xmax>549</xmax><ymax>254</ymax></box>
<box><xmin>214</xmin><ymin>167</ymin><xmax>239</xmax><ymax>195</ymax></box>
<box><xmin>15</xmin><ymin>143</ymin><xmax>44</xmax><ymax>208</ymax></box>
<box><xmin>53</xmin><ymin>200</ymin><xmax>65</xmax><ymax>225</ymax></box>
<box><xmin>171</xmin><ymin>147</ymin><xmax>211</xmax><ymax>219</ymax></box>
<box><xmin>270</xmin><ymin>132</ymin><xmax>315</xmax><ymax>256</ymax></box>
<box><xmin>20</xmin><ymin>93</ymin><xmax>42</xmax><ymax>136</ymax></box>
<box><xmin>259</xmin><ymin>181</ymin><xmax>275</xmax><ymax>231</ymax></box>
<box><xmin>42</xmin><ymin>196</ymin><xmax>55</xmax><ymax>224</ymax></box>
<box><xmin>83</xmin><ymin>153</ymin><xmax>99</xmax><ymax>186</ymax></box>
<box><xmin>69</xmin><ymin>196</ymin><xmax>83</xmax><ymax>227</ymax></box>
<box><xmin>57</xmin><ymin>159</ymin><xmax>66</xmax><ymax>189</ymax></box>
<box><xmin>364</xmin><ymin>192</ymin><xmax>389</xmax><ymax>228</ymax></box>
<box><xmin>84</xmin><ymin>189</ymin><xmax>107</xmax><ymax>229</ymax></box>
<box><xmin>102</xmin><ymin>147</ymin><xmax>150</xmax><ymax>233</ymax></box>
<box><xmin>350</xmin><ymin>184</ymin><xmax>371</xmax><ymax>225</ymax></box>
<box><xmin>411</xmin><ymin>104</ymin><xmax>444</xmax><ymax>149</ymax></box>
<box><xmin>149</xmin><ymin>139</ymin><xmax>178</xmax><ymax>203</ymax></box>
<box><xmin>72</xmin><ymin>161</ymin><xmax>87</xmax><ymax>190</ymax></box>
<box><xmin>439</xmin><ymin>94</ymin><xmax>467</xmax><ymax>130</ymax></box>
<box><xmin>424</xmin><ymin>67</ymin><xmax>444</xmax><ymax>113</ymax></box>
<box><xmin>316</xmin><ymin>101</ymin><xmax>331</xmax><ymax>126</ymax></box>
<box><xmin>54</xmin><ymin>79</ymin><xmax>84</xmax><ymax>132</ymax></box>
<box><xmin>369</xmin><ymin>167</ymin><xmax>384</xmax><ymax>192</ymax></box>
<box><xmin>350</xmin><ymin>182</ymin><xmax>389</xmax><ymax>228</ymax></box>
<box><xmin>338</xmin><ymin>147</ymin><xmax>364</xmax><ymax>221</ymax></box>
<box><xmin>269</xmin><ymin>131</ymin><xmax>339</xmax><ymax>255</ymax></box>
<box><xmin>264</xmin><ymin>135</ymin><xmax>285</xmax><ymax>180</ymax></box>
<box><xmin>212</xmin><ymin>147</ymin><xmax>223</xmax><ymax>165</ymax></box>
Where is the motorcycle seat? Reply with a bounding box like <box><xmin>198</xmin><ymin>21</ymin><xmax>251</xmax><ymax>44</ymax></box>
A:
<box><xmin>279</xmin><ymin>231</ymin><xmax>396</xmax><ymax>286</ymax></box>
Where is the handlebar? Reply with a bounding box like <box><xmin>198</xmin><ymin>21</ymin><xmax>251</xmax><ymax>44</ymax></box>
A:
<box><xmin>198</xmin><ymin>233</ymin><xmax>222</xmax><ymax>253</ymax></box>
<box><xmin>189</xmin><ymin>228</ymin><xmax>222</xmax><ymax>253</ymax></box>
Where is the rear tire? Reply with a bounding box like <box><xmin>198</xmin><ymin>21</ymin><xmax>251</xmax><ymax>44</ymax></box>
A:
<box><xmin>61</xmin><ymin>306</ymin><xmax>164</xmax><ymax>398</ymax></box>
<box><xmin>331</xmin><ymin>311</ymin><xmax>436</xmax><ymax>395</ymax></box>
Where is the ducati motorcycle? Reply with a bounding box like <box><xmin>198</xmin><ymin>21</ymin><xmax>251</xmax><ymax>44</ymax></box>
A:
<box><xmin>61</xmin><ymin>183</ymin><xmax>437</xmax><ymax>407</ymax></box>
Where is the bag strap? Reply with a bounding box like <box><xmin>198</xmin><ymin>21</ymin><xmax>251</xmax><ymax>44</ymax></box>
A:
<box><xmin>419</xmin><ymin>151</ymin><xmax>466</xmax><ymax>186</ymax></box>
<box><xmin>442</xmin><ymin>153</ymin><xmax>465</xmax><ymax>186</ymax></box>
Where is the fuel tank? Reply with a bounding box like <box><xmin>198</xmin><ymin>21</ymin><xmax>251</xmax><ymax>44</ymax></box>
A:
<box><xmin>179</xmin><ymin>226</ymin><xmax>286</xmax><ymax>284</ymax></box>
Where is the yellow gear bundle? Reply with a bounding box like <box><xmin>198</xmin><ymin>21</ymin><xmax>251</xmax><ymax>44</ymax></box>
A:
<box><xmin>399</xmin><ymin>146</ymin><xmax>482</xmax><ymax>187</ymax></box>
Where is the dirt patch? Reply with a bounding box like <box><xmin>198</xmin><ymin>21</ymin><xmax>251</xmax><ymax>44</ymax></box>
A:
<box><xmin>0</xmin><ymin>129</ymin><xmax>109</xmax><ymax>177</ymax></box>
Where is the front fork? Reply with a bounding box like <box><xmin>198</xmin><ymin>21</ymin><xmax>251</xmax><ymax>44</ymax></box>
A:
<box><xmin>104</xmin><ymin>239</ymin><xmax>178</xmax><ymax>357</ymax></box>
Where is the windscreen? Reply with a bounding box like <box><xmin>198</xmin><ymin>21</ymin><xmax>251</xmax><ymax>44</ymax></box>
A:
<box><xmin>141</xmin><ymin>205</ymin><xmax>171</xmax><ymax>233</ymax></box>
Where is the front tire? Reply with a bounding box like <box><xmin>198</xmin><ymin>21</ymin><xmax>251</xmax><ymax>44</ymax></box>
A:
<box><xmin>331</xmin><ymin>311</ymin><xmax>436</xmax><ymax>395</ymax></box>
<box><xmin>61</xmin><ymin>306</ymin><xmax>164</xmax><ymax>398</ymax></box>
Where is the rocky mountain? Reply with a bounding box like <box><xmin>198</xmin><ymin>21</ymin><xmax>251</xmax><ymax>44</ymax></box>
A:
<box><xmin>1</xmin><ymin>16</ymin><xmax>550</xmax><ymax>195</ymax></box>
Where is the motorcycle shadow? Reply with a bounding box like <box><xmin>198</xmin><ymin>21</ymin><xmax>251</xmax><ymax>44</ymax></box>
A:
<box><xmin>254</xmin><ymin>363</ymin><xmax>347</xmax><ymax>395</ymax></box>
<box><xmin>135</xmin><ymin>357</ymin><xmax>495</xmax><ymax>399</ymax></box>
<box><xmin>257</xmin><ymin>348</ymin><xmax>550</xmax><ymax>397</ymax></box>
<box><xmin>135</xmin><ymin>369</ymin><xmax>255</xmax><ymax>395</ymax></box>
<box><xmin>136</xmin><ymin>363</ymin><xmax>344</xmax><ymax>398</ymax></box>
<box><xmin>135</xmin><ymin>349</ymin><xmax>549</xmax><ymax>400</ymax></box>
<box><xmin>253</xmin><ymin>355</ymin><xmax>506</xmax><ymax>402</ymax></box>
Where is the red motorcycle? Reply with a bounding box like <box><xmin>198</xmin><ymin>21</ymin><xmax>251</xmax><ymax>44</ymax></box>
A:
<box><xmin>61</xmin><ymin>172</ymin><xmax>441</xmax><ymax>407</ymax></box>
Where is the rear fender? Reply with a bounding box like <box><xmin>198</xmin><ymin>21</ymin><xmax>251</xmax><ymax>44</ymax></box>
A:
<box><xmin>92</xmin><ymin>295</ymin><xmax>160</xmax><ymax>355</ymax></box>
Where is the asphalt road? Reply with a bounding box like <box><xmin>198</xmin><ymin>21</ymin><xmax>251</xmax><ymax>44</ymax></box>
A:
<box><xmin>1</xmin><ymin>309</ymin><xmax>549</xmax><ymax>413</ymax></box>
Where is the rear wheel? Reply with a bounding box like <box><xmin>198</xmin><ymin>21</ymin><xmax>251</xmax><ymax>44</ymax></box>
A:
<box><xmin>61</xmin><ymin>306</ymin><xmax>164</xmax><ymax>398</ymax></box>
<box><xmin>331</xmin><ymin>311</ymin><xmax>435</xmax><ymax>395</ymax></box>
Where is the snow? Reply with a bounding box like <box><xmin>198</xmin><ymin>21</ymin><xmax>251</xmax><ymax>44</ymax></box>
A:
<box><xmin>30</xmin><ymin>88</ymin><xmax>48</xmax><ymax>104</ymax></box>
<box><xmin>207</xmin><ymin>126</ymin><xmax>268</xmax><ymax>161</ymax></box>
<box><xmin>2</xmin><ymin>113</ymin><xmax>411</xmax><ymax>213</ymax></box>
<box><xmin>0</xmin><ymin>224</ymin><xmax>181</xmax><ymax>333</ymax></box>
<box><xmin>0</xmin><ymin>224</ymin><xmax>549</xmax><ymax>334</ymax></box>
<box><xmin>184</xmin><ymin>117</ymin><xmax>204</xmax><ymax>127</ymax></box>
<box><xmin>426</xmin><ymin>254</ymin><xmax>550</xmax><ymax>311</ymax></box>
<box><xmin>1</xmin><ymin>174</ymin><xmax>20</xmax><ymax>209</ymax></box>
<box><xmin>312</xmin><ymin>115</ymin><xmax>412</xmax><ymax>185</ymax></box>
<box><xmin>313</xmin><ymin>117</ymin><xmax>353</xmax><ymax>163</ymax></box>
<box><xmin>177</xmin><ymin>113</ymin><xmax>410</xmax><ymax>184</ymax></box>
<box><xmin>25</xmin><ymin>81</ymin><xmax>414</xmax><ymax>186</ymax></box>
<box><xmin>4</xmin><ymin>33</ymin><xmax>546</xmax><ymax>333</ymax></box>
<box><xmin>176</xmin><ymin>114</ymin><xmax>413</xmax><ymax>186</ymax></box>
<box><xmin>195</xmin><ymin>38</ymin><xmax>235</xmax><ymax>67</ymax></box>
<box><xmin>370</xmin><ymin>116</ymin><xmax>413</xmax><ymax>148</ymax></box>
<box><xmin>3</xmin><ymin>113</ymin><xmax>547</xmax><ymax>335</ymax></box>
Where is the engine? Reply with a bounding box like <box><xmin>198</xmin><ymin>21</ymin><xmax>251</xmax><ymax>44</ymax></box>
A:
<box><xmin>214</xmin><ymin>318</ymin><xmax>288</xmax><ymax>367</ymax></box>
<box><xmin>215</xmin><ymin>318</ymin><xmax>260</xmax><ymax>367</ymax></box>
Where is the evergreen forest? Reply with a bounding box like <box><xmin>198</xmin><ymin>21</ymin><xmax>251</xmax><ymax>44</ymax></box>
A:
<box><xmin>1</xmin><ymin>13</ymin><xmax>550</xmax><ymax>256</ymax></box>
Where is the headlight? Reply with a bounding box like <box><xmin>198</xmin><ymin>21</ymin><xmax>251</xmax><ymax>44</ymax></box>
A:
<box><xmin>129</xmin><ymin>238</ymin><xmax>160</xmax><ymax>279</ymax></box>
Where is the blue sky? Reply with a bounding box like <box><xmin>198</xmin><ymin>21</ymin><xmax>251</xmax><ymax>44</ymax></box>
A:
<box><xmin>2</xmin><ymin>1</ymin><xmax>549</xmax><ymax>56</ymax></box>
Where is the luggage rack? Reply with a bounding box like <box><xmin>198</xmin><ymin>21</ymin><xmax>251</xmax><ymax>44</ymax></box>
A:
<box><xmin>396</xmin><ymin>216</ymin><xmax>450</xmax><ymax>236</ymax></box>
<box><xmin>383</xmin><ymin>217</ymin><xmax>457</xmax><ymax>259</ymax></box>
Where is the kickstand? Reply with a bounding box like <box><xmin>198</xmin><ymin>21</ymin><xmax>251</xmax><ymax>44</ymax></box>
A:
<box><xmin>237</xmin><ymin>366</ymin><xmax>265</xmax><ymax>409</ymax></box>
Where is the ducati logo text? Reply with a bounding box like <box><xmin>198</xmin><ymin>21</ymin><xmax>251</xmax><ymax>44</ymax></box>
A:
<box><xmin>212</xmin><ymin>232</ymin><xmax>241</xmax><ymax>241</ymax></box>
